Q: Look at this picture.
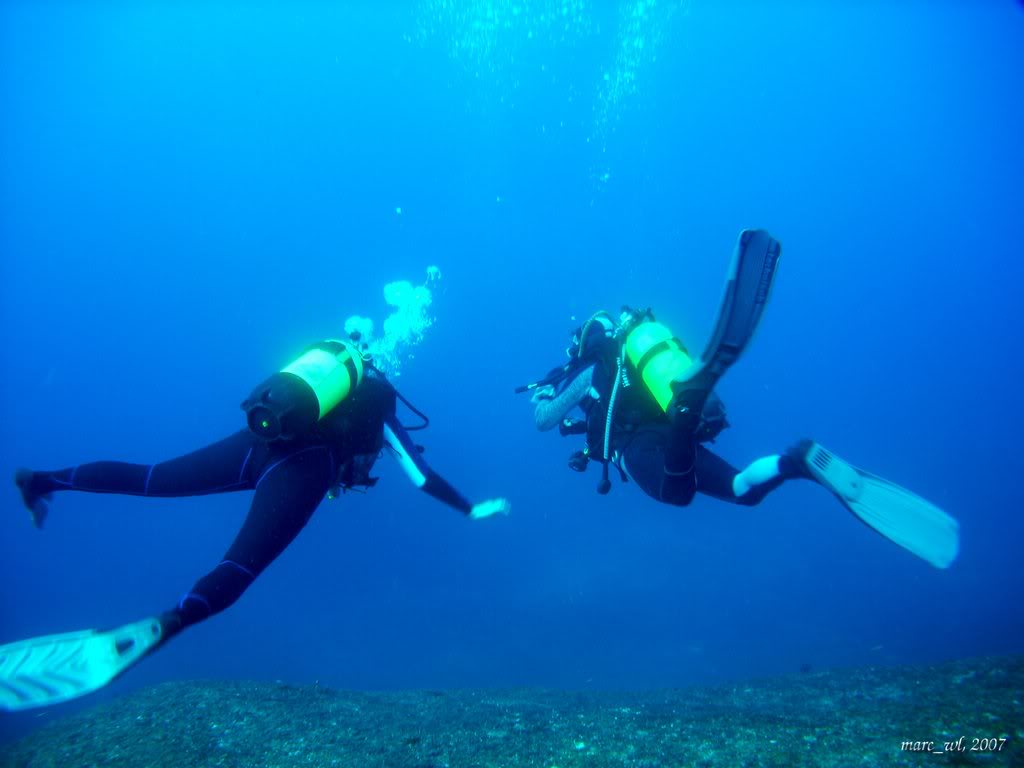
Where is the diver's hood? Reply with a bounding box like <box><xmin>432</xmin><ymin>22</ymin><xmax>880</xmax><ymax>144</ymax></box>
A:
<box><xmin>567</xmin><ymin>311</ymin><xmax>617</xmax><ymax>361</ymax></box>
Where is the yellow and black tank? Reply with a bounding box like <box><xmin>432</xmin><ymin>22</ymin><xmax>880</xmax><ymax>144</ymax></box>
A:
<box><xmin>623</xmin><ymin>320</ymin><xmax>694</xmax><ymax>412</ymax></box>
<box><xmin>242</xmin><ymin>340</ymin><xmax>364</xmax><ymax>440</ymax></box>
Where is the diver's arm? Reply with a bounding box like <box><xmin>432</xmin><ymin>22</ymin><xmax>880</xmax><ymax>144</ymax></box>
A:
<box><xmin>383</xmin><ymin>417</ymin><xmax>509</xmax><ymax>519</ymax></box>
<box><xmin>533</xmin><ymin>364</ymin><xmax>597</xmax><ymax>431</ymax></box>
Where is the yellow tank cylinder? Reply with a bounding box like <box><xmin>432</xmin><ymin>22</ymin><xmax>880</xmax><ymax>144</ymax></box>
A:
<box><xmin>282</xmin><ymin>340</ymin><xmax>364</xmax><ymax>419</ymax></box>
<box><xmin>624</xmin><ymin>322</ymin><xmax>693</xmax><ymax>411</ymax></box>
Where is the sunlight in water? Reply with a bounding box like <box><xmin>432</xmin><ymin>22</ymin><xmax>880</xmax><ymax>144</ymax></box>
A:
<box><xmin>413</xmin><ymin>0</ymin><xmax>689</xmax><ymax>186</ymax></box>
<box><xmin>414</xmin><ymin>0</ymin><xmax>593</xmax><ymax>81</ymax></box>
<box><xmin>592</xmin><ymin>0</ymin><xmax>690</xmax><ymax>183</ymax></box>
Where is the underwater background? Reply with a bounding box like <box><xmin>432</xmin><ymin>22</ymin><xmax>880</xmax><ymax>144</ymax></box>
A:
<box><xmin>1</xmin><ymin>0</ymin><xmax>1022</xmax><ymax>748</ymax></box>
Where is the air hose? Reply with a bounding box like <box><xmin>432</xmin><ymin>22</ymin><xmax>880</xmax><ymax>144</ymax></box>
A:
<box><xmin>598</xmin><ymin>355</ymin><xmax>624</xmax><ymax>495</ymax></box>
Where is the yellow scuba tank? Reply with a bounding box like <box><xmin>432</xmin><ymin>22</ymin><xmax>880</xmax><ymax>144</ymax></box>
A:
<box><xmin>623</xmin><ymin>321</ymin><xmax>694</xmax><ymax>412</ymax></box>
<box><xmin>242</xmin><ymin>340</ymin><xmax>364</xmax><ymax>440</ymax></box>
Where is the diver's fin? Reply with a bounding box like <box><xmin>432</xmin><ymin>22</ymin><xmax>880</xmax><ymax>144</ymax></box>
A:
<box><xmin>0</xmin><ymin>617</ymin><xmax>163</xmax><ymax>711</ymax></box>
<box><xmin>670</xmin><ymin>228</ymin><xmax>781</xmax><ymax>412</ymax></box>
<box><xmin>801</xmin><ymin>441</ymin><xmax>960</xmax><ymax>569</ymax></box>
<box><xmin>701</xmin><ymin>228</ymin><xmax>782</xmax><ymax>373</ymax></box>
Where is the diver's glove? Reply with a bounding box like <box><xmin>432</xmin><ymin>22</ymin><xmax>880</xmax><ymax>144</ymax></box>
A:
<box><xmin>469</xmin><ymin>498</ymin><xmax>511</xmax><ymax>520</ymax></box>
<box><xmin>530</xmin><ymin>385</ymin><xmax>556</xmax><ymax>404</ymax></box>
<box><xmin>559</xmin><ymin>418</ymin><xmax>588</xmax><ymax>436</ymax></box>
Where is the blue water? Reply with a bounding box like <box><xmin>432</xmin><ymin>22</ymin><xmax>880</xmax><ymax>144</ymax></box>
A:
<box><xmin>2</xmin><ymin>0</ymin><xmax>1022</xmax><ymax>744</ymax></box>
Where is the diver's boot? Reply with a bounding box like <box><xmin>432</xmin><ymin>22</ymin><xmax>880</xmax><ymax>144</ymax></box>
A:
<box><xmin>157</xmin><ymin>609</ymin><xmax>185</xmax><ymax>646</ymax></box>
<box><xmin>15</xmin><ymin>469</ymin><xmax>53</xmax><ymax>529</ymax></box>
<box><xmin>786</xmin><ymin>439</ymin><xmax>959</xmax><ymax>569</ymax></box>
<box><xmin>781</xmin><ymin>439</ymin><xmax>816</xmax><ymax>480</ymax></box>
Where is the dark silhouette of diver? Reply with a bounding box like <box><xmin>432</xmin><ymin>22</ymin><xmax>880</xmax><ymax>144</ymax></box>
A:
<box><xmin>518</xmin><ymin>229</ymin><xmax>957</xmax><ymax>567</ymax></box>
<box><xmin>4</xmin><ymin>339</ymin><xmax>508</xmax><ymax>711</ymax></box>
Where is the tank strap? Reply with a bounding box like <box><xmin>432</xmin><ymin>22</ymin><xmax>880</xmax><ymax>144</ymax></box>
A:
<box><xmin>341</xmin><ymin>355</ymin><xmax>359</xmax><ymax>386</ymax></box>
<box><xmin>633</xmin><ymin>337</ymin><xmax>690</xmax><ymax>376</ymax></box>
<box><xmin>307</xmin><ymin>340</ymin><xmax>361</xmax><ymax>388</ymax></box>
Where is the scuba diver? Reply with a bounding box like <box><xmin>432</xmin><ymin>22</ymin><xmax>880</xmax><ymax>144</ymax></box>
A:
<box><xmin>518</xmin><ymin>229</ymin><xmax>958</xmax><ymax>570</ymax></box>
<box><xmin>2</xmin><ymin>337</ymin><xmax>510</xmax><ymax>712</ymax></box>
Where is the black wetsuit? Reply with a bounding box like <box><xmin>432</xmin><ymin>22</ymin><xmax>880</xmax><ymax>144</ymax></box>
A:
<box><xmin>535</xmin><ymin>353</ymin><xmax>799</xmax><ymax>507</ymax></box>
<box><xmin>620</xmin><ymin>425</ymin><xmax>787</xmax><ymax>506</ymax></box>
<box><xmin>18</xmin><ymin>368</ymin><xmax>473</xmax><ymax>643</ymax></box>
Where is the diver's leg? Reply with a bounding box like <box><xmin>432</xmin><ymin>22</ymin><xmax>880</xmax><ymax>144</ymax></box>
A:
<box><xmin>0</xmin><ymin>444</ymin><xmax>336</xmax><ymax>711</ymax></box>
<box><xmin>660</xmin><ymin>423</ymin><xmax>699</xmax><ymax>506</ymax></box>
<box><xmin>622</xmin><ymin>427</ymin><xmax>698</xmax><ymax>507</ymax></box>
<box><xmin>15</xmin><ymin>431</ymin><xmax>263</xmax><ymax>527</ymax></box>
<box><xmin>158</xmin><ymin>445</ymin><xmax>334</xmax><ymax>640</ymax></box>
<box><xmin>695</xmin><ymin>447</ymin><xmax>803</xmax><ymax>506</ymax></box>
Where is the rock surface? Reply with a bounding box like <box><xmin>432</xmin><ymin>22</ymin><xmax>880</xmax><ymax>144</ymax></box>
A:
<box><xmin>4</xmin><ymin>656</ymin><xmax>1022</xmax><ymax>767</ymax></box>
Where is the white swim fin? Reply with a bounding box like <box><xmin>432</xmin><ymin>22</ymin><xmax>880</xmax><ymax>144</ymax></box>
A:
<box><xmin>800</xmin><ymin>441</ymin><xmax>959</xmax><ymax>569</ymax></box>
<box><xmin>0</xmin><ymin>617</ymin><xmax>163</xmax><ymax>711</ymax></box>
